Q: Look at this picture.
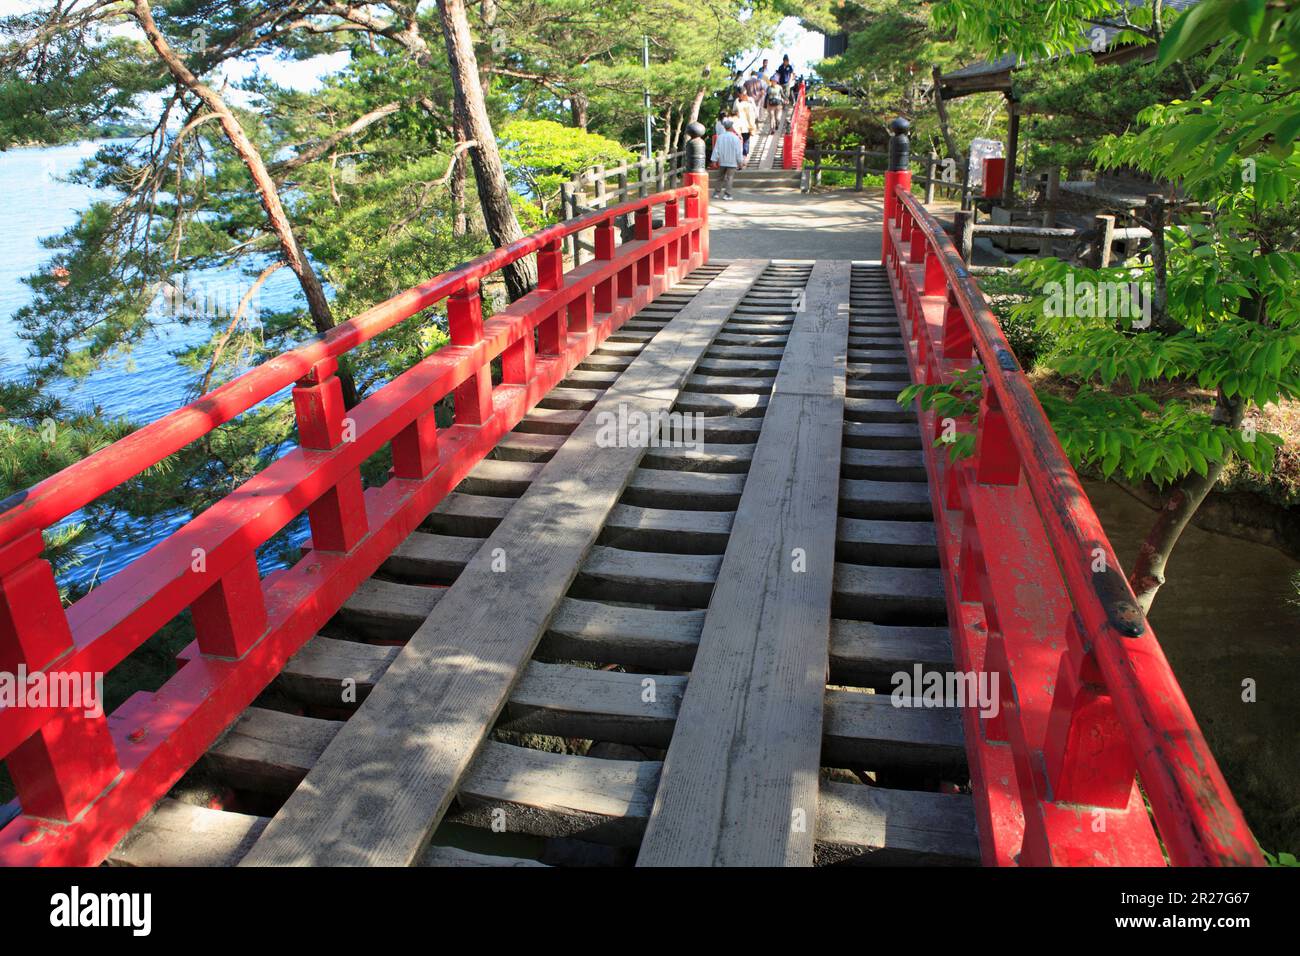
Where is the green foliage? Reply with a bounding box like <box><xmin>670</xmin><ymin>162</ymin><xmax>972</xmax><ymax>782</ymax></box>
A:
<box><xmin>1263</xmin><ymin>848</ymin><xmax>1300</xmax><ymax>866</ymax></box>
<box><xmin>501</xmin><ymin>119</ymin><xmax>633</xmax><ymax>216</ymax></box>
<box><xmin>931</xmin><ymin>0</ymin><xmax>1152</xmax><ymax>61</ymax></box>
<box><xmin>971</xmin><ymin>268</ymin><xmax>1057</xmax><ymax>369</ymax></box>
<box><xmin>897</xmin><ymin>366</ymin><xmax>983</xmax><ymax>462</ymax></box>
<box><xmin>813</xmin><ymin>0</ymin><xmax>1003</xmax><ymax>159</ymax></box>
<box><xmin>1014</xmin><ymin>55</ymin><xmax>1209</xmax><ymax>169</ymax></box>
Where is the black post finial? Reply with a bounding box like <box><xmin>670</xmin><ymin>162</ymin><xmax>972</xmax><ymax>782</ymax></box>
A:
<box><xmin>686</xmin><ymin>122</ymin><xmax>707</xmax><ymax>173</ymax></box>
<box><xmin>888</xmin><ymin>117</ymin><xmax>911</xmax><ymax>172</ymax></box>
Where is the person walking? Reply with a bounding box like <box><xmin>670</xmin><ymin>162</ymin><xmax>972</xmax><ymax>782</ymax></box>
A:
<box><xmin>734</xmin><ymin>91</ymin><xmax>759</xmax><ymax>159</ymax></box>
<box><xmin>763</xmin><ymin>78</ymin><xmax>787</xmax><ymax>134</ymax></box>
<box><xmin>710</xmin><ymin>118</ymin><xmax>743</xmax><ymax>200</ymax></box>
<box><xmin>775</xmin><ymin>55</ymin><xmax>794</xmax><ymax>88</ymax></box>
<box><xmin>757</xmin><ymin>58</ymin><xmax>770</xmax><ymax>81</ymax></box>
<box><xmin>744</xmin><ymin>70</ymin><xmax>764</xmax><ymax>100</ymax></box>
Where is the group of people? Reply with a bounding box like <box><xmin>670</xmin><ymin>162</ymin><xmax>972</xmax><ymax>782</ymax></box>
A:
<box><xmin>710</xmin><ymin>55</ymin><xmax>803</xmax><ymax>201</ymax></box>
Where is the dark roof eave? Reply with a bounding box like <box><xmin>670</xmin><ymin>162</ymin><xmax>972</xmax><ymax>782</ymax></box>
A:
<box><xmin>938</xmin><ymin>36</ymin><xmax>1163</xmax><ymax>99</ymax></box>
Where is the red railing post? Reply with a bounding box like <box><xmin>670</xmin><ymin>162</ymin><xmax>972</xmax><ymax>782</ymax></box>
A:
<box><xmin>192</xmin><ymin>552</ymin><xmax>267</xmax><ymax>658</ymax></box>
<box><xmin>293</xmin><ymin>357</ymin><xmax>369</xmax><ymax>551</ymax></box>
<box><xmin>923</xmin><ymin>249</ymin><xmax>947</xmax><ymax>297</ymax></box>
<box><xmin>568</xmin><ymin>287</ymin><xmax>594</xmax><ymax>335</ymax></box>
<box><xmin>391</xmin><ymin>403</ymin><xmax>441</xmax><ymax>480</ymax></box>
<box><xmin>1042</xmin><ymin>618</ymin><xmax>1136</xmax><ymax>808</ymax></box>
<box><xmin>974</xmin><ymin>383</ymin><xmax>1021</xmax><ymax>485</ymax></box>
<box><xmin>594</xmin><ymin>218</ymin><xmax>617</xmax><ymax>314</ymax></box>
<box><xmin>0</xmin><ymin>531</ymin><xmax>120</xmax><ymax>821</ymax></box>
<box><xmin>664</xmin><ymin>199</ymin><xmax>680</xmax><ymax>272</ymax></box>
<box><xmin>941</xmin><ymin>290</ymin><xmax>974</xmax><ymax>361</ymax></box>
<box><xmin>685</xmin><ymin>173</ymin><xmax>708</xmax><ymax>262</ymax></box>
<box><xmin>681</xmin><ymin>124</ymin><xmax>710</xmax><ymax>264</ymax></box>
<box><xmin>909</xmin><ymin>221</ymin><xmax>927</xmax><ymax>264</ymax></box>
<box><xmin>634</xmin><ymin>206</ymin><xmax>653</xmax><ymax>287</ymax></box>
<box><xmin>536</xmin><ymin>239</ymin><xmax>566</xmax><ymax>354</ymax></box>
<box><xmin>448</xmin><ymin>279</ymin><xmax>494</xmax><ymax>425</ymax></box>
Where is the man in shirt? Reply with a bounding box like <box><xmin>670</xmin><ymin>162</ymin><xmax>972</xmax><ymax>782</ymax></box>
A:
<box><xmin>710</xmin><ymin>118</ymin><xmax>743</xmax><ymax>200</ymax></box>
<box><xmin>775</xmin><ymin>55</ymin><xmax>794</xmax><ymax>88</ymax></box>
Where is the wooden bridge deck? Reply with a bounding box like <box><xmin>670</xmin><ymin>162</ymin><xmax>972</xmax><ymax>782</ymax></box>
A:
<box><xmin>109</xmin><ymin>258</ymin><xmax>980</xmax><ymax>868</ymax></box>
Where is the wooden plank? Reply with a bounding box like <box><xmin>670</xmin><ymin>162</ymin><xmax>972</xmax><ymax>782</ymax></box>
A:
<box><xmin>338</xmin><ymin>579</ymin><xmax>443</xmax><ymax>642</ymax></box>
<box><xmin>829</xmin><ymin>619</ymin><xmax>952</xmax><ymax>688</ymax></box>
<box><xmin>109</xmin><ymin>800</ymin><xmax>268</xmax><ymax>867</ymax></box>
<box><xmin>207</xmin><ymin>709</ymin><xmax>661</xmax><ymax>846</ymax></box>
<box><xmin>212</xmin><ymin>704</ymin><xmax>661</xmax><ymax>848</ymax></box>
<box><xmin>822</xmin><ymin>689</ymin><xmax>966</xmax><ymax>774</ymax></box>
<box><xmin>835</xmin><ymin>517</ymin><xmax>938</xmax><ymax>566</ymax></box>
<box><xmin>499</xmin><ymin>662</ymin><xmax>683</xmax><ymax>747</ymax></box>
<box><xmin>208</xmin><ymin>708</ymin><xmax>338</xmax><ymax>798</ymax></box>
<box><xmin>637</xmin><ymin>260</ymin><xmax>853</xmax><ymax>867</ymax></box>
<box><xmin>540</xmin><ymin>599</ymin><xmax>702</xmax><ymax>670</ymax></box>
<box><xmin>815</xmin><ymin>782</ymin><xmax>980</xmax><ymax>866</ymax></box>
<box><xmin>420</xmin><ymin>845</ymin><xmax>547</xmax><ymax>867</ymax></box>
<box><xmin>598</xmin><ymin>504</ymin><xmax>734</xmax><ymax>554</ymax></box>
<box><xmin>242</xmin><ymin>260</ymin><xmax>769</xmax><ymax>867</ymax></box>
<box><xmin>832</xmin><ymin>563</ymin><xmax>947</xmax><ymax>624</ymax></box>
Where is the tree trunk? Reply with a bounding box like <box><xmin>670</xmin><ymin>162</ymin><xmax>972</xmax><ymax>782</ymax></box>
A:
<box><xmin>688</xmin><ymin>86</ymin><xmax>706</xmax><ymax>125</ymax></box>
<box><xmin>437</xmin><ymin>0</ymin><xmax>536</xmax><ymax>300</ymax></box>
<box><xmin>570</xmin><ymin>92</ymin><xmax>589</xmax><ymax>130</ymax></box>
<box><xmin>1128</xmin><ymin>388</ymin><xmax>1246</xmax><ymax>611</ymax></box>
<box><xmin>132</xmin><ymin>0</ymin><xmax>358</xmax><ymax>403</ymax></box>
<box><xmin>134</xmin><ymin>0</ymin><xmax>333</xmax><ymax>332</ymax></box>
<box><xmin>931</xmin><ymin>65</ymin><xmax>961</xmax><ymax>162</ymax></box>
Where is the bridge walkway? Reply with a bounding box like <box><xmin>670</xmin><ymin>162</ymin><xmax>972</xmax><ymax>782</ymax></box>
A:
<box><xmin>111</xmin><ymin>258</ymin><xmax>980</xmax><ymax>868</ymax></box>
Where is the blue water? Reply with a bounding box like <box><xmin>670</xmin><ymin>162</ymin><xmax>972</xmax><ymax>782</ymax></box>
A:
<box><xmin>0</xmin><ymin>140</ymin><xmax>307</xmax><ymax>422</ymax></box>
<box><xmin>0</xmin><ymin>141</ymin><xmax>311</xmax><ymax>586</ymax></box>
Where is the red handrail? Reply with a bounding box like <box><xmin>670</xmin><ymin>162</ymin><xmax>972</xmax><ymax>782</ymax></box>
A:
<box><xmin>883</xmin><ymin>162</ymin><xmax>1261</xmax><ymax>867</ymax></box>
<box><xmin>0</xmin><ymin>174</ymin><xmax>710</xmax><ymax>865</ymax></box>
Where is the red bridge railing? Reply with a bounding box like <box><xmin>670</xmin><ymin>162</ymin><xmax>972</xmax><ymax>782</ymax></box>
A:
<box><xmin>881</xmin><ymin>120</ymin><xmax>1260</xmax><ymax>867</ymax></box>
<box><xmin>0</xmin><ymin>172</ymin><xmax>710</xmax><ymax>866</ymax></box>
<box><xmin>782</xmin><ymin>85</ymin><xmax>809</xmax><ymax>171</ymax></box>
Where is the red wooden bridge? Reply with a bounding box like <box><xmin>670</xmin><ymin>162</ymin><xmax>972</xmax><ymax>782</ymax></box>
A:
<box><xmin>0</xmin><ymin>122</ymin><xmax>1262</xmax><ymax>868</ymax></box>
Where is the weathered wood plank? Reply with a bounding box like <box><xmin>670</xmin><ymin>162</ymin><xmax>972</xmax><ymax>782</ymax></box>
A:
<box><xmin>815</xmin><ymin>781</ymin><xmax>980</xmax><ymax>866</ymax></box>
<box><xmin>338</xmin><ymin>579</ymin><xmax>443</xmax><ymax>642</ymax></box>
<box><xmin>540</xmin><ymin>598</ymin><xmax>702</xmax><ymax>669</ymax></box>
<box><xmin>822</xmin><ymin>689</ymin><xmax>966</xmax><ymax>774</ymax></box>
<box><xmin>638</xmin><ymin>260</ymin><xmax>853</xmax><ymax>867</ymax></box>
<box><xmin>420</xmin><ymin>845</ymin><xmax>547</xmax><ymax>867</ymax></box>
<box><xmin>832</xmin><ymin>563</ymin><xmax>948</xmax><ymax>624</ymax></box>
<box><xmin>499</xmin><ymin>662</ymin><xmax>683</xmax><ymax>747</ymax></box>
<box><xmin>828</xmin><ymin>619</ymin><xmax>953</xmax><ymax>688</ymax></box>
<box><xmin>450</xmin><ymin>741</ymin><xmax>660</xmax><ymax>846</ymax></box>
<box><xmin>242</xmin><ymin>260</ymin><xmax>768</xmax><ymax>867</ymax></box>
<box><xmin>109</xmin><ymin>800</ymin><xmax>268</xmax><ymax>867</ymax></box>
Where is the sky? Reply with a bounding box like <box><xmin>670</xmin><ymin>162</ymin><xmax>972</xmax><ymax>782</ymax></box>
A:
<box><xmin>742</xmin><ymin>16</ymin><xmax>825</xmax><ymax>78</ymax></box>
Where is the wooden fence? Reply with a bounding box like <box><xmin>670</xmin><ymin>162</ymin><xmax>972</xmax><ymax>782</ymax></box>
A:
<box><xmin>800</xmin><ymin>146</ymin><xmax>964</xmax><ymax>202</ymax></box>
<box><xmin>560</xmin><ymin>150</ymin><xmax>688</xmax><ymax>262</ymax></box>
